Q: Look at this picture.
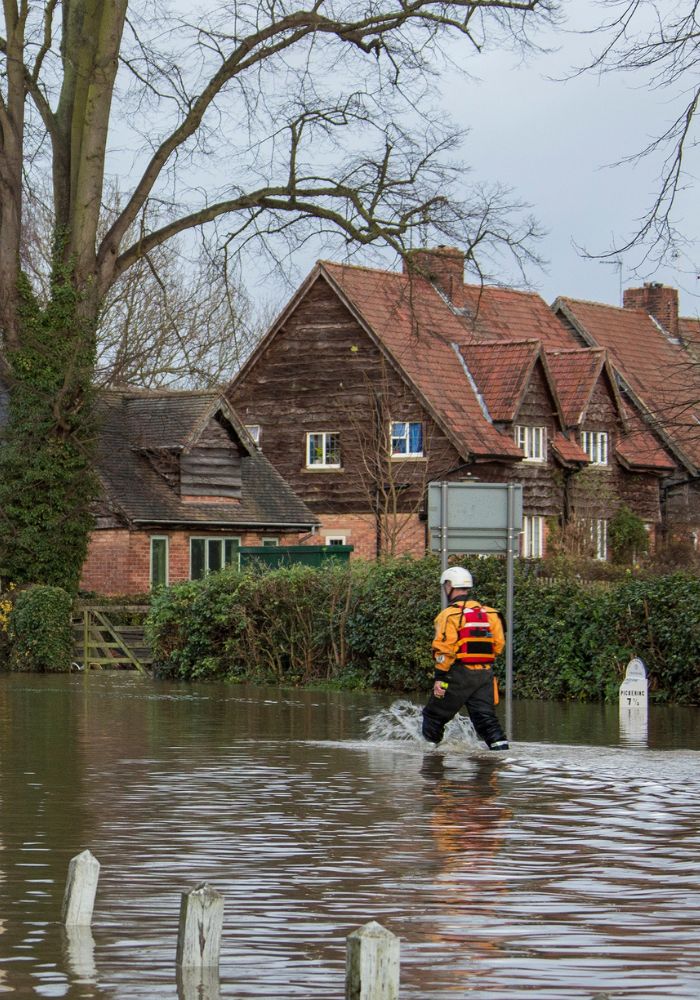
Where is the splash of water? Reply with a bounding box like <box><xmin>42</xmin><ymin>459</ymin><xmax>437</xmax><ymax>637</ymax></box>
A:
<box><xmin>364</xmin><ymin>699</ymin><xmax>480</xmax><ymax>748</ymax></box>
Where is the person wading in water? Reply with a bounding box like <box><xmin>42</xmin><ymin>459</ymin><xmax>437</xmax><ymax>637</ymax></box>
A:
<box><xmin>422</xmin><ymin>567</ymin><xmax>509</xmax><ymax>751</ymax></box>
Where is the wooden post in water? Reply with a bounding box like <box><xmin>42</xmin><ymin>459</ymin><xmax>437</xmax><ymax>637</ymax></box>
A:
<box><xmin>62</xmin><ymin>849</ymin><xmax>100</xmax><ymax>926</ymax></box>
<box><xmin>176</xmin><ymin>883</ymin><xmax>224</xmax><ymax>971</ymax></box>
<box><xmin>345</xmin><ymin>921</ymin><xmax>400</xmax><ymax>1000</ymax></box>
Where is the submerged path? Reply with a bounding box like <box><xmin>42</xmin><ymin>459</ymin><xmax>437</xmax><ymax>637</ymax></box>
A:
<box><xmin>0</xmin><ymin>674</ymin><xmax>698</xmax><ymax>998</ymax></box>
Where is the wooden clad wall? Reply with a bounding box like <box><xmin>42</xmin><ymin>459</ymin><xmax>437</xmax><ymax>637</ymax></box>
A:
<box><xmin>180</xmin><ymin>415</ymin><xmax>242</xmax><ymax>498</ymax></box>
<box><xmin>228</xmin><ymin>275</ymin><xmax>464</xmax><ymax>514</ymax></box>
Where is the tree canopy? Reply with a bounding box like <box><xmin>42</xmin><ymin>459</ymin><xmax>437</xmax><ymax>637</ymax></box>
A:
<box><xmin>0</xmin><ymin>0</ymin><xmax>555</xmax><ymax>589</ymax></box>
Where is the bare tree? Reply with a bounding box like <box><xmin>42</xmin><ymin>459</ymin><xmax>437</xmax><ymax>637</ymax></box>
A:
<box><xmin>0</xmin><ymin>0</ymin><xmax>555</xmax><ymax>588</ymax></box>
<box><xmin>345</xmin><ymin>364</ymin><xmax>438</xmax><ymax>557</ymax></box>
<box><xmin>578</xmin><ymin>1</ymin><xmax>700</xmax><ymax>267</ymax></box>
<box><xmin>23</xmin><ymin>183</ymin><xmax>256</xmax><ymax>388</ymax></box>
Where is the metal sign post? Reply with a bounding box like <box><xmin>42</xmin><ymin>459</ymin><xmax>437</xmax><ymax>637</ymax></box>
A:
<box><xmin>505</xmin><ymin>484</ymin><xmax>517</xmax><ymax>739</ymax></box>
<box><xmin>428</xmin><ymin>481</ymin><xmax>523</xmax><ymax>740</ymax></box>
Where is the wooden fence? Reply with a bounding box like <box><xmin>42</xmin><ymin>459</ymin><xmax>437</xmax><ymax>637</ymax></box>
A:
<box><xmin>73</xmin><ymin>605</ymin><xmax>151</xmax><ymax>674</ymax></box>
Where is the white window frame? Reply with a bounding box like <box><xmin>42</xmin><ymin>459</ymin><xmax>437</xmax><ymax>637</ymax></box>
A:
<box><xmin>325</xmin><ymin>535</ymin><xmax>347</xmax><ymax>546</ymax></box>
<box><xmin>521</xmin><ymin>516</ymin><xmax>544</xmax><ymax>558</ymax></box>
<box><xmin>261</xmin><ymin>538</ymin><xmax>279</xmax><ymax>547</ymax></box>
<box><xmin>306</xmin><ymin>432</ymin><xmax>341</xmax><ymax>468</ymax></box>
<box><xmin>515</xmin><ymin>425</ymin><xmax>547</xmax><ymax>463</ymax></box>
<box><xmin>591</xmin><ymin>519</ymin><xmax>608</xmax><ymax>560</ymax></box>
<box><xmin>150</xmin><ymin>536</ymin><xmax>169</xmax><ymax>589</ymax></box>
<box><xmin>581</xmin><ymin>430</ymin><xmax>609</xmax><ymax>466</ymax></box>
<box><xmin>246</xmin><ymin>424</ymin><xmax>261</xmax><ymax>446</ymax></box>
<box><xmin>390</xmin><ymin>421</ymin><xmax>424</xmax><ymax>458</ymax></box>
<box><xmin>189</xmin><ymin>536</ymin><xmax>241</xmax><ymax>579</ymax></box>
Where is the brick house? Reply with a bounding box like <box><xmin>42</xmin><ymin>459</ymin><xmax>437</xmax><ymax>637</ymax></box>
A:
<box><xmin>552</xmin><ymin>285</ymin><xmax>700</xmax><ymax>543</ymax></box>
<box><xmin>227</xmin><ymin>248</ymin><xmax>676</xmax><ymax>559</ymax></box>
<box><xmin>81</xmin><ymin>389</ymin><xmax>318</xmax><ymax>594</ymax></box>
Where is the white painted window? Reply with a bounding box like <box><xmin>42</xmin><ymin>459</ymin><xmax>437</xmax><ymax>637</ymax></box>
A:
<box><xmin>190</xmin><ymin>536</ymin><xmax>241</xmax><ymax>579</ymax></box>
<box><xmin>325</xmin><ymin>535</ymin><xmax>347</xmax><ymax>546</ymax></box>
<box><xmin>150</xmin><ymin>536</ymin><xmax>169</xmax><ymax>589</ymax></box>
<box><xmin>581</xmin><ymin>430</ymin><xmax>609</xmax><ymax>466</ymax></box>
<box><xmin>515</xmin><ymin>425</ymin><xmax>546</xmax><ymax>462</ymax></box>
<box><xmin>246</xmin><ymin>424</ymin><xmax>261</xmax><ymax>446</ymax></box>
<box><xmin>590</xmin><ymin>519</ymin><xmax>608</xmax><ymax>560</ymax></box>
<box><xmin>521</xmin><ymin>516</ymin><xmax>544</xmax><ymax>558</ymax></box>
<box><xmin>391</xmin><ymin>421</ymin><xmax>423</xmax><ymax>457</ymax></box>
<box><xmin>262</xmin><ymin>538</ymin><xmax>279</xmax><ymax>547</ymax></box>
<box><xmin>306</xmin><ymin>432</ymin><xmax>341</xmax><ymax>468</ymax></box>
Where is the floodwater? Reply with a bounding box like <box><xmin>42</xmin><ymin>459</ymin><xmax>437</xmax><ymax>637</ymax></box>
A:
<box><xmin>0</xmin><ymin>674</ymin><xmax>699</xmax><ymax>999</ymax></box>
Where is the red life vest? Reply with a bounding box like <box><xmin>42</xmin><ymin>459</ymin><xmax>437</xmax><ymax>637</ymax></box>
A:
<box><xmin>455</xmin><ymin>603</ymin><xmax>496</xmax><ymax>666</ymax></box>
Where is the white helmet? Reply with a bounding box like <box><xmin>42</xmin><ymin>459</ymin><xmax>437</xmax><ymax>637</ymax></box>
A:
<box><xmin>440</xmin><ymin>567</ymin><xmax>473</xmax><ymax>589</ymax></box>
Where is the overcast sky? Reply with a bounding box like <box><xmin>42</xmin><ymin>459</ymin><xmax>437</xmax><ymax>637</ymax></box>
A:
<box><xmin>244</xmin><ymin>3</ymin><xmax>700</xmax><ymax>320</ymax></box>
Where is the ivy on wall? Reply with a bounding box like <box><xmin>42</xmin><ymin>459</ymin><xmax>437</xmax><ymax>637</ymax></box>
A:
<box><xmin>0</xmin><ymin>270</ymin><xmax>99</xmax><ymax>592</ymax></box>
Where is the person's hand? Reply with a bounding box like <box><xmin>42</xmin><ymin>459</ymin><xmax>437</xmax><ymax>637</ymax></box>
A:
<box><xmin>433</xmin><ymin>680</ymin><xmax>447</xmax><ymax>698</ymax></box>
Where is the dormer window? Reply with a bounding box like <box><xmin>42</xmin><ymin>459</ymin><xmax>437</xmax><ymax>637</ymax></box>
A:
<box><xmin>391</xmin><ymin>421</ymin><xmax>423</xmax><ymax>457</ymax></box>
<box><xmin>515</xmin><ymin>425</ymin><xmax>546</xmax><ymax>462</ymax></box>
<box><xmin>581</xmin><ymin>431</ymin><xmax>608</xmax><ymax>466</ymax></box>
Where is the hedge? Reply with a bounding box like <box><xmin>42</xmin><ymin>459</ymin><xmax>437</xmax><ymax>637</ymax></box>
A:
<box><xmin>146</xmin><ymin>557</ymin><xmax>700</xmax><ymax>705</ymax></box>
<box><xmin>7</xmin><ymin>584</ymin><xmax>74</xmax><ymax>672</ymax></box>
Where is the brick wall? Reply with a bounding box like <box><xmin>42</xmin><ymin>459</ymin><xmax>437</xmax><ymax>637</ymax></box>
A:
<box><xmin>315</xmin><ymin>512</ymin><xmax>427</xmax><ymax>559</ymax></box>
<box><xmin>81</xmin><ymin>528</ymin><xmax>306</xmax><ymax>596</ymax></box>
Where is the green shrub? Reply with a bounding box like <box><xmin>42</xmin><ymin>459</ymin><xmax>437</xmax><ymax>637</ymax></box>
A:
<box><xmin>607</xmin><ymin>574</ymin><xmax>700</xmax><ymax>705</ymax></box>
<box><xmin>8</xmin><ymin>585</ymin><xmax>73</xmax><ymax>672</ymax></box>
<box><xmin>146</xmin><ymin>572</ymin><xmax>242</xmax><ymax>680</ymax></box>
<box><xmin>145</xmin><ymin>555</ymin><xmax>700</xmax><ymax>705</ymax></box>
<box><xmin>608</xmin><ymin>505</ymin><xmax>649</xmax><ymax>564</ymax></box>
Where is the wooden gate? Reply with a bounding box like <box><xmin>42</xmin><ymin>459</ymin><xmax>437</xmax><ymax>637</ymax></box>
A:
<box><xmin>73</xmin><ymin>605</ymin><xmax>152</xmax><ymax>674</ymax></box>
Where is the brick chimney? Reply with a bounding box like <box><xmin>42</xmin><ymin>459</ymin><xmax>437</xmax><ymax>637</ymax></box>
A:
<box><xmin>403</xmin><ymin>245</ymin><xmax>465</xmax><ymax>308</ymax></box>
<box><xmin>623</xmin><ymin>283</ymin><xmax>679</xmax><ymax>337</ymax></box>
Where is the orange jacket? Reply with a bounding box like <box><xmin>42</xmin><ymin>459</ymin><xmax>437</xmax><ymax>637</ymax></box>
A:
<box><xmin>432</xmin><ymin>599</ymin><xmax>505</xmax><ymax>672</ymax></box>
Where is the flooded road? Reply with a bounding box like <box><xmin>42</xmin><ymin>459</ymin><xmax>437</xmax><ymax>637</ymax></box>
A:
<box><xmin>0</xmin><ymin>673</ymin><xmax>699</xmax><ymax>999</ymax></box>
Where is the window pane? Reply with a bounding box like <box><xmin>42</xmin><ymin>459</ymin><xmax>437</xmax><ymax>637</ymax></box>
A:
<box><xmin>408</xmin><ymin>423</ymin><xmax>423</xmax><ymax>454</ymax></box>
<box><xmin>151</xmin><ymin>538</ymin><xmax>168</xmax><ymax>588</ymax></box>
<box><xmin>534</xmin><ymin>428</ymin><xmax>543</xmax><ymax>459</ymax></box>
<box><xmin>262</xmin><ymin>539</ymin><xmax>279</xmax><ymax>547</ymax></box>
<box><xmin>208</xmin><ymin>538</ymin><xmax>222</xmax><ymax>573</ymax></box>
<box><xmin>391</xmin><ymin>422</ymin><xmax>407</xmax><ymax>454</ymax></box>
<box><xmin>308</xmin><ymin>433</ymin><xmax>322</xmax><ymax>465</ymax></box>
<box><xmin>224</xmin><ymin>539</ymin><xmax>240</xmax><ymax>567</ymax></box>
<box><xmin>325</xmin><ymin>433</ymin><xmax>340</xmax><ymax>465</ymax></box>
<box><xmin>190</xmin><ymin>538</ymin><xmax>205</xmax><ymax>580</ymax></box>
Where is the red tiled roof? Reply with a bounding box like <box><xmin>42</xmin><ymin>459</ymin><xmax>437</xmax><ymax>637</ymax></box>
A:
<box><xmin>458</xmin><ymin>285</ymin><xmax>575</xmax><ymax>348</ymax></box>
<box><xmin>320</xmin><ymin>262</ymin><xmax>522</xmax><ymax>460</ymax></box>
<box><xmin>551</xmin><ymin>432</ymin><xmax>589</xmax><ymax>466</ymax></box>
<box><xmin>615</xmin><ymin>402</ymin><xmax>676</xmax><ymax>473</ymax></box>
<box><xmin>457</xmin><ymin>340</ymin><xmax>539</xmax><ymax>422</ymax></box>
<box><xmin>544</xmin><ymin>348</ymin><xmax>606</xmax><ymax>427</ymax></box>
<box><xmin>680</xmin><ymin>316</ymin><xmax>700</xmax><ymax>348</ymax></box>
<box><xmin>555</xmin><ymin>297</ymin><xmax>700</xmax><ymax>470</ymax></box>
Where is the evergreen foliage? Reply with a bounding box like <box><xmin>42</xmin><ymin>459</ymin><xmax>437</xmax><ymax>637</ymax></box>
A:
<box><xmin>8</xmin><ymin>585</ymin><xmax>74</xmax><ymax>672</ymax></box>
<box><xmin>0</xmin><ymin>273</ymin><xmax>98</xmax><ymax>591</ymax></box>
<box><xmin>608</xmin><ymin>505</ymin><xmax>649</xmax><ymax>564</ymax></box>
<box><xmin>146</xmin><ymin>556</ymin><xmax>700</xmax><ymax>705</ymax></box>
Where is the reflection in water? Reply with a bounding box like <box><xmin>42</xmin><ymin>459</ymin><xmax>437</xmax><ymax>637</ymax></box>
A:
<box><xmin>176</xmin><ymin>966</ymin><xmax>221</xmax><ymax>1000</ymax></box>
<box><xmin>63</xmin><ymin>925</ymin><xmax>97</xmax><ymax>982</ymax></box>
<box><xmin>0</xmin><ymin>675</ymin><xmax>698</xmax><ymax>999</ymax></box>
<box><xmin>619</xmin><ymin>706</ymin><xmax>648</xmax><ymax>748</ymax></box>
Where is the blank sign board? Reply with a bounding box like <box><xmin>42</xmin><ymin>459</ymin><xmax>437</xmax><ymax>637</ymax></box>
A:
<box><xmin>428</xmin><ymin>482</ymin><xmax>523</xmax><ymax>554</ymax></box>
